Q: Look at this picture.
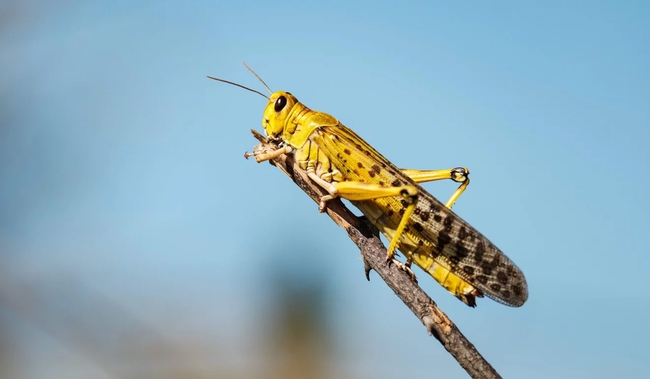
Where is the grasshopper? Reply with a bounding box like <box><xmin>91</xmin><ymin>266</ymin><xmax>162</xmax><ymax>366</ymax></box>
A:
<box><xmin>209</xmin><ymin>65</ymin><xmax>528</xmax><ymax>307</ymax></box>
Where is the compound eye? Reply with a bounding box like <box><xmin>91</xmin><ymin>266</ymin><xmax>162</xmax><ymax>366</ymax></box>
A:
<box><xmin>274</xmin><ymin>96</ymin><xmax>287</xmax><ymax>112</ymax></box>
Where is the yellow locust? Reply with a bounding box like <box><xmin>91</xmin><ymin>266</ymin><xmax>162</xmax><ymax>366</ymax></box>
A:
<box><xmin>209</xmin><ymin>65</ymin><xmax>528</xmax><ymax>307</ymax></box>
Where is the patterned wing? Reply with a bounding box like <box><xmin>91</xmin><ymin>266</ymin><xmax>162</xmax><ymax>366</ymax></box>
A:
<box><xmin>314</xmin><ymin>123</ymin><xmax>528</xmax><ymax>306</ymax></box>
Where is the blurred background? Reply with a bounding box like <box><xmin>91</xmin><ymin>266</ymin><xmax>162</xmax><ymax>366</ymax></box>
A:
<box><xmin>1</xmin><ymin>1</ymin><xmax>648</xmax><ymax>378</ymax></box>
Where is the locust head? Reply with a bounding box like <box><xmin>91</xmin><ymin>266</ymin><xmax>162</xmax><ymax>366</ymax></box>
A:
<box><xmin>262</xmin><ymin>91</ymin><xmax>302</xmax><ymax>139</ymax></box>
<box><xmin>206</xmin><ymin>63</ymin><xmax>314</xmax><ymax>147</ymax></box>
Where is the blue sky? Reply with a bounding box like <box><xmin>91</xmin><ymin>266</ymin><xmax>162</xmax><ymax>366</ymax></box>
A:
<box><xmin>1</xmin><ymin>1</ymin><xmax>649</xmax><ymax>378</ymax></box>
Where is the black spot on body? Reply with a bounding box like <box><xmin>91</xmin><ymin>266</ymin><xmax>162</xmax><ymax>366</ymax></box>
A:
<box><xmin>398</xmin><ymin>208</ymin><xmax>405</xmax><ymax>215</ymax></box>
<box><xmin>343</xmin><ymin>148</ymin><xmax>351</xmax><ymax>155</ymax></box>
<box><xmin>512</xmin><ymin>284</ymin><xmax>523</xmax><ymax>297</ymax></box>
<box><xmin>437</xmin><ymin>232</ymin><xmax>451</xmax><ymax>248</ymax></box>
<box><xmin>371</xmin><ymin>165</ymin><xmax>381</xmax><ymax>175</ymax></box>
<box><xmin>429</xmin><ymin>203</ymin><xmax>442</xmax><ymax>214</ymax></box>
<box><xmin>462</xmin><ymin>266</ymin><xmax>475</xmax><ymax>276</ymax></box>
<box><xmin>497</xmin><ymin>271</ymin><xmax>508</xmax><ymax>285</ymax></box>
<box><xmin>420</xmin><ymin>211</ymin><xmax>430</xmax><ymax>222</ymax></box>
<box><xmin>476</xmin><ymin>275</ymin><xmax>488</xmax><ymax>285</ymax></box>
<box><xmin>449</xmin><ymin>256</ymin><xmax>461</xmax><ymax>265</ymax></box>
<box><xmin>501</xmin><ymin>290</ymin><xmax>511</xmax><ymax>299</ymax></box>
<box><xmin>490</xmin><ymin>283</ymin><xmax>502</xmax><ymax>292</ymax></box>
<box><xmin>387</xmin><ymin>210</ymin><xmax>394</xmax><ymax>216</ymax></box>
<box><xmin>455</xmin><ymin>245</ymin><xmax>469</xmax><ymax>259</ymax></box>
<box><xmin>474</xmin><ymin>242</ymin><xmax>486</xmax><ymax>264</ymax></box>
<box><xmin>378</xmin><ymin>181</ymin><xmax>385</xmax><ymax>186</ymax></box>
<box><xmin>480</xmin><ymin>261</ymin><xmax>494</xmax><ymax>276</ymax></box>
<box><xmin>491</xmin><ymin>255</ymin><xmax>502</xmax><ymax>267</ymax></box>
<box><xmin>400</xmin><ymin>199</ymin><xmax>408</xmax><ymax>208</ymax></box>
<box><xmin>433</xmin><ymin>214</ymin><xmax>442</xmax><ymax>223</ymax></box>
<box><xmin>413</xmin><ymin>222</ymin><xmax>424</xmax><ymax>232</ymax></box>
<box><xmin>357</xmin><ymin>162</ymin><xmax>364</xmax><ymax>169</ymax></box>
<box><xmin>391</xmin><ymin>179</ymin><xmax>401</xmax><ymax>187</ymax></box>
<box><xmin>437</xmin><ymin>217</ymin><xmax>454</xmax><ymax>251</ymax></box>
<box><xmin>458</xmin><ymin>226</ymin><xmax>469</xmax><ymax>241</ymax></box>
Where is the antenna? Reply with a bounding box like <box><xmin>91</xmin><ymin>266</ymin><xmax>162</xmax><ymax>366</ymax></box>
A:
<box><xmin>242</xmin><ymin>62</ymin><xmax>272</xmax><ymax>94</ymax></box>
<box><xmin>206</xmin><ymin>76</ymin><xmax>269</xmax><ymax>99</ymax></box>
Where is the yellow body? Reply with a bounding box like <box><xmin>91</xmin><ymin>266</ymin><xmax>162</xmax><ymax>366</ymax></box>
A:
<box><xmin>251</xmin><ymin>90</ymin><xmax>527</xmax><ymax>307</ymax></box>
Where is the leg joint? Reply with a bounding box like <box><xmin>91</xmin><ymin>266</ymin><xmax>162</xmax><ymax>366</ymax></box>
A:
<box><xmin>450</xmin><ymin>167</ymin><xmax>470</xmax><ymax>183</ymax></box>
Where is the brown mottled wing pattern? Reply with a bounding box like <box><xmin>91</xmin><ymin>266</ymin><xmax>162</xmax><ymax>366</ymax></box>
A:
<box><xmin>313</xmin><ymin>123</ymin><xmax>528</xmax><ymax>306</ymax></box>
